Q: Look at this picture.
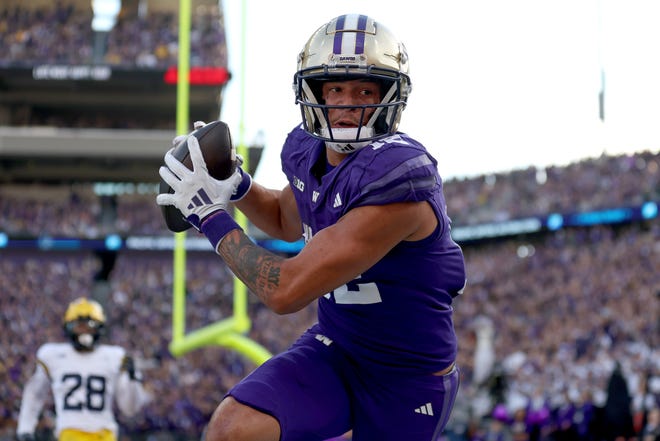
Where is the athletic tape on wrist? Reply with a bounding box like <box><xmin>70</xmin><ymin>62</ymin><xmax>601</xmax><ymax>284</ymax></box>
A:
<box><xmin>200</xmin><ymin>211</ymin><xmax>243</xmax><ymax>251</ymax></box>
<box><xmin>231</xmin><ymin>167</ymin><xmax>253</xmax><ymax>201</ymax></box>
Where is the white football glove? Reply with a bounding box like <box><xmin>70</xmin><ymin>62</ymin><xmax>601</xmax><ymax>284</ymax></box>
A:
<box><xmin>157</xmin><ymin>135</ymin><xmax>242</xmax><ymax>231</ymax></box>
<box><xmin>171</xmin><ymin>120</ymin><xmax>207</xmax><ymax>147</ymax></box>
<box><xmin>172</xmin><ymin>122</ymin><xmax>252</xmax><ymax>202</ymax></box>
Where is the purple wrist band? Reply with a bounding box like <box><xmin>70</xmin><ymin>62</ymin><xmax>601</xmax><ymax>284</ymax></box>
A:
<box><xmin>231</xmin><ymin>167</ymin><xmax>252</xmax><ymax>201</ymax></box>
<box><xmin>200</xmin><ymin>211</ymin><xmax>242</xmax><ymax>251</ymax></box>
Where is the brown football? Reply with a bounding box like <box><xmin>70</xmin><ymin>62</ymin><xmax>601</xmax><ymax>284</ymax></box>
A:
<box><xmin>159</xmin><ymin>120</ymin><xmax>237</xmax><ymax>232</ymax></box>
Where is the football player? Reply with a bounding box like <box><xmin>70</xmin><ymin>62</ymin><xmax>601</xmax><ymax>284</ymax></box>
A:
<box><xmin>158</xmin><ymin>13</ymin><xmax>466</xmax><ymax>441</ymax></box>
<box><xmin>17</xmin><ymin>297</ymin><xmax>150</xmax><ymax>441</ymax></box>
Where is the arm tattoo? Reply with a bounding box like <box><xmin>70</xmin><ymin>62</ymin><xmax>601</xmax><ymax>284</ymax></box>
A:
<box><xmin>217</xmin><ymin>230</ymin><xmax>284</xmax><ymax>304</ymax></box>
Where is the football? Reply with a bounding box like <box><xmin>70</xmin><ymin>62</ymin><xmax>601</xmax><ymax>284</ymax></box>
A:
<box><xmin>159</xmin><ymin>120</ymin><xmax>237</xmax><ymax>232</ymax></box>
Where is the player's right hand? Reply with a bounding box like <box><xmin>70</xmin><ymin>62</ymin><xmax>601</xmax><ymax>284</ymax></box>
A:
<box><xmin>157</xmin><ymin>136</ymin><xmax>242</xmax><ymax>230</ymax></box>
<box><xmin>171</xmin><ymin>121</ymin><xmax>252</xmax><ymax>202</ymax></box>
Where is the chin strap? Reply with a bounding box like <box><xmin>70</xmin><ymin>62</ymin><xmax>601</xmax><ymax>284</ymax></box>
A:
<box><xmin>76</xmin><ymin>333</ymin><xmax>95</xmax><ymax>350</ymax></box>
<box><xmin>321</xmin><ymin>127</ymin><xmax>374</xmax><ymax>153</ymax></box>
<box><xmin>78</xmin><ymin>333</ymin><xmax>93</xmax><ymax>344</ymax></box>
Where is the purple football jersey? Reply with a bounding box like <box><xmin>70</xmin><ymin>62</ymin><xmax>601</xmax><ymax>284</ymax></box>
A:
<box><xmin>281</xmin><ymin>125</ymin><xmax>466</xmax><ymax>374</ymax></box>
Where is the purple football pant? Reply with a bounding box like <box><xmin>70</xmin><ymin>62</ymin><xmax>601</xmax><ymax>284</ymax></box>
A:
<box><xmin>227</xmin><ymin>324</ymin><xmax>460</xmax><ymax>441</ymax></box>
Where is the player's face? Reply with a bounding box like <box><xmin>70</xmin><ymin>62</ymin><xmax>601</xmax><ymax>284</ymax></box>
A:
<box><xmin>71</xmin><ymin>318</ymin><xmax>100</xmax><ymax>334</ymax></box>
<box><xmin>321</xmin><ymin>79</ymin><xmax>381</xmax><ymax>128</ymax></box>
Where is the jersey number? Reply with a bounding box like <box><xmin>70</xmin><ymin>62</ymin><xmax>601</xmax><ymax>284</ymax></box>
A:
<box><xmin>62</xmin><ymin>373</ymin><xmax>106</xmax><ymax>411</ymax></box>
<box><xmin>325</xmin><ymin>277</ymin><xmax>383</xmax><ymax>305</ymax></box>
<box><xmin>302</xmin><ymin>225</ymin><xmax>383</xmax><ymax>305</ymax></box>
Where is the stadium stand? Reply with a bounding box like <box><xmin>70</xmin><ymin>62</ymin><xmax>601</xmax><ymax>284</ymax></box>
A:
<box><xmin>443</xmin><ymin>150</ymin><xmax>659</xmax><ymax>227</ymax></box>
<box><xmin>0</xmin><ymin>0</ymin><xmax>230</xmax><ymax>183</ymax></box>
<box><xmin>0</xmin><ymin>2</ymin><xmax>658</xmax><ymax>441</ymax></box>
<box><xmin>1</xmin><ymin>154</ymin><xmax>658</xmax><ymax>441</ymax></box>
<box><xmin>0</xmin><ymin>151</ymin><xmax>657</xmax><ymax>239</ymax></box>
<box><xmin>0</xmin><ymin>2</ymin><xmax>226</xmax><ymax>68</ymax></box>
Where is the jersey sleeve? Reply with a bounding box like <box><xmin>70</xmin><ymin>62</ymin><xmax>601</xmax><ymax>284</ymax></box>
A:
<box><xmin>114</xmin><ymin>352</ymin><xmax>150</xmax><ymax>417</ymax></box>
<box><xmin>349</xmin><ymin>141</ymin><xmax>440</xmax><ymax>209</ymax></box>
<box><xmin>17</xmin><ymin>361</ymin><xmax>51</xmax><ymax>435</ymax></box>
<box><xmin>115</xmin><ymin>373</ymin><xmax>151</xmax><ymax>417</ymax></box>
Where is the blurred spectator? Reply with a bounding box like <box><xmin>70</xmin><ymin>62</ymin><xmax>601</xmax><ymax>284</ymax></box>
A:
<box><xmin>641</xmin><ymin>407</ymin><xmax>660</xmax><ymax>441</ymax></box>
<box><xmin>603</xmin><ymin>362</ymin><xmax>635</xmax><ymax>440</ymax></box>
<box><xmin>0</xmin><ymin>3</ymin><xmax>226</xmax><ymax>68</ymax></box>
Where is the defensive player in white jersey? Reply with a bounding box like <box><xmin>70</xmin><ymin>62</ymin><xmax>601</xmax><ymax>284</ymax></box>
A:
<box><xmin>17</xmin><ymin>297</ymin><xmax>150</xmax><ymax>441</ymax></box>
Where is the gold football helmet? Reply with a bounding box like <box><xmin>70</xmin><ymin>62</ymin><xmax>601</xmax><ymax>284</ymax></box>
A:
<box><xmin>294</xmin><ymin>14</ymin><xmax>412</xmax><ymax>153</ymax></box>
<box><xmin>63</xmin><ymin>297</ymin><xmax>106</xmax><ymax>351</ymax></box>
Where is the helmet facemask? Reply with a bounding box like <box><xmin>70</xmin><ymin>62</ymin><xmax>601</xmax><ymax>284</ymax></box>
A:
<box><xmin>64</xmin><ymin>318</ymin><xmax>105</xmax><ymax>351</ymax></box>
<box><xmin>296</xmin><ymin>72</ymin><xmax>407</xmax><ymax>153</ymax></box>
<box><xmin>293</xmin><ymin>14</ymin><xmax>412</xmax><ymax>153</ymax></box>
<box><xmin>63</xmin><ymin>297</ymin><xmax>106</xmax><ymax>351</ymax></box>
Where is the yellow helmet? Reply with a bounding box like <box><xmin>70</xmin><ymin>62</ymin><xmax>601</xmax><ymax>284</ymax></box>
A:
<box><xmin>63</xmin><ymin>297</ymin><xmax>106</xmax><ymax>350</ymax></box>
<box><xmin>64</xmin><ymin>297</ymin><xmax>106</xmax><ymax>323</ymax></box>
<box><xmin>293</xmin><ymin>14</ymin><xmax>412</xmax><ymax>153</ymax></box>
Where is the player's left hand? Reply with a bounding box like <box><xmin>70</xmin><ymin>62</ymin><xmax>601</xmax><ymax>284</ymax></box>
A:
<box><xmin>121</xmin><ymin>355</ymin><xmax>143</xmax><ymax>382</ymax></box>
<box><xmin>157</xmin><ymin>135</ymin><xmax>242</xmax><ymax>231</ymax></box>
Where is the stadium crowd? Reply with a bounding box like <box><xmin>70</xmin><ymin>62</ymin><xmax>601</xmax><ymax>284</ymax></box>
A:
<box><xmin>0</xmin><ymin>150</ymin><xmax>658</xmax><ymax>239</ymax></box>
<box><xmin>1</xmin><ymin>153</ymin><xmax>658</xmax><ymax>441</ymax></box>
<box><xmin>0</xmin><ymin>2</ymin><xmax>227</xmax><ymax>68</ymax></box>
<box><xmin>443</xmin><ymin>150</ymin><xmax>659</xmax><ymax>226</ymax></box>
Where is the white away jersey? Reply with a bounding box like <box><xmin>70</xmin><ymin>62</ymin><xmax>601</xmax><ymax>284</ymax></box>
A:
<box><xmin>17</xmin><ymin>342</ymin><xmax>148</xmax><ymax>438</ymax></box>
